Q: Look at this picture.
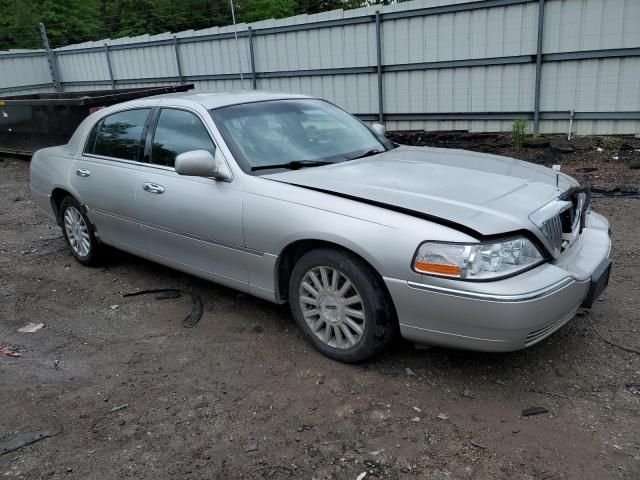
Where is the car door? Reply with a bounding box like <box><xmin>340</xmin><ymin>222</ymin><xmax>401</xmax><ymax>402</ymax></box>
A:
<box><xmin>70</xmin><ymin>107</ymin><xmax>152</xmax><ymax>252</ymax></box>
<box><xmin>134</xmin><ymin>107</ymin><xmax>247</xmax><ymax>288</ymax></box>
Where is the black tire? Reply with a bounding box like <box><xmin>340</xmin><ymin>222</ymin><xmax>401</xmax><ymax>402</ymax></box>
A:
<box><xmin>59</xmin><ymin>196</ymin><xmax>101</xmax><ymax>266</ymax></box>
<box><xmin>289</xmin><ymin>248</ymin><xmax>397</xmax><ymax>363</ymax></box>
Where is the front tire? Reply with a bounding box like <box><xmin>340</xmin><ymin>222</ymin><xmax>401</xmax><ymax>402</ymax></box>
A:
<box><xmin>289</xmin><ymin>248</ymin><xmax>396</xmax><ymax>363</ymax></box>
<box><xmin>59</xmin><ymin>196</ymin><xmax>100</xmax><ymax>266</ymax></box>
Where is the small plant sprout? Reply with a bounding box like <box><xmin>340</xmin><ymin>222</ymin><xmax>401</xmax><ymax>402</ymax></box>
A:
<box><xmin>511</xmin><ymin>119</ymin><xmax>530</xmax><ymax>150</ymax></box>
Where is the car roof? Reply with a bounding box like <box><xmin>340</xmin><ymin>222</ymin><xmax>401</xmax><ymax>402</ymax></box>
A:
<box><xmin>148</xmin><ymin>90</ymin><xmax>313</xmax><ymax>109</ymax></box>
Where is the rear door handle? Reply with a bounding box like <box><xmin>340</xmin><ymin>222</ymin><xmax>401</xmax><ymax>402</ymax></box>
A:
<box><xmin>143</xmin><ymin>182</ymin><xmax>165</xmax><ymax>194</ymax></box>
<box><xmin>75</xmin><ymin>169</ymin><xmax>91</xmax><ymax>177</ymax></box>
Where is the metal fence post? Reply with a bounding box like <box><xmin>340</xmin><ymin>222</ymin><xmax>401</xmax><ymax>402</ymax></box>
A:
<box><xmin>39</xmin><ymin>23</ymin><xmax>61</xmax><ymax>91</ymax></box>
<box><xmin>248</xmin><ymin>27</ymin><xmax>257</xmax><ymax>90</ymax></box>
<box><xmin>375</xmin><ymin>11</ymin><xmax>384</xmax><ymax>124</ymax></box>
<box><xmin>173</xmin><ymin>36</ymin><xmax>184</xmax><ymax>84</ymax></box>
<box><xmin>104</xmin><ymin>44</ymin><xmax>116</xmax><ymax>90</ymax></box>
<box><xmin>533</xmin><ymin>0</ymin><xmax>545</xmax><ymax>133</ymax></box>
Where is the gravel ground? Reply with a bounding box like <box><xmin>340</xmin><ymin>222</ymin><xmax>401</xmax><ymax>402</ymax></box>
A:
<box><xmin>1</xmin><ymin>155</ymin><xmax>639</xmax><ymax>479</ymax></box>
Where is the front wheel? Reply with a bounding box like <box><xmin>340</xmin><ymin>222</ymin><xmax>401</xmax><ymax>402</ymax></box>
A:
<box><xmin>289</xmin><ymin>248</ymin><xmax>396</xmax><ymax>363</ymax></box>
<box><xmin>59</xmin><ymin>196</ymin><xmax>100</xmax><ymax>266</ymax></box>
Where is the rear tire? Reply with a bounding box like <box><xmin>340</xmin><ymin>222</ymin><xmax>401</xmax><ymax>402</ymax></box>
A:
<box><xmin>59</xmin><ymin>196</ymin><xmax>101</xmax><ymax>266</ymax></box>
<box><xmin>289</xmin><ymin>248</ymin><xmax>396</xmax><ymax>363</ymax></box>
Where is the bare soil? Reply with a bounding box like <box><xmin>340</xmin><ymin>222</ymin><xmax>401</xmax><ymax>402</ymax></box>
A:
<box><xmin>1</xmin><ymin>155</ymin><xmax>639</xmax><ymax>479</ymax></box>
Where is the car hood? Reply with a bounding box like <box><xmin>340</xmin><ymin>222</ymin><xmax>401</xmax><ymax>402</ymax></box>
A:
<box><xmin>264</xmin><ymin>146</ymin><xmax>578</xmax><ymax>237</ymax></box>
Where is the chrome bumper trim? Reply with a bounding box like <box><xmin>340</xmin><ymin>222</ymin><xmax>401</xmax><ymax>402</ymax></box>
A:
<box><xmin>406</xmin><ymin>277</ymin><xmax>575</xmax><ymax>303</ymax></box>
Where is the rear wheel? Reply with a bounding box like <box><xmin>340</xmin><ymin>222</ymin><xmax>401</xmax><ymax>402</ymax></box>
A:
<box><xmin>289</xmin><ymin>248</ymin><xmax>396</xmax><ymax>363</ymax></box>
<box><xmin>59</xmin><ymin>196</ymin><xmax>100</xmax><ymax>265</ymax></box>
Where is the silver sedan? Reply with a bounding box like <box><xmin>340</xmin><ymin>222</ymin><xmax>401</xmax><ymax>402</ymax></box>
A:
<box><xmin>30</xmin><ymin>91</ymin><xmax>612</xmax><ymax>362</ymax></box>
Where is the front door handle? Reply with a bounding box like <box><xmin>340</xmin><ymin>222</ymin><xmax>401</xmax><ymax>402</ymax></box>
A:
<box><xmin>143</xmin><ymin>182</ymin><xmax>165</xmax><ymax>194</ymax></box>
<box><xmin>75</xmin><ymin>169</ymin><xmax>91</xmax><ymax>177</ymax></box>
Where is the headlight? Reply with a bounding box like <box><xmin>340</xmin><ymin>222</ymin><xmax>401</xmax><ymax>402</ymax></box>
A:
<box><xmin>413</xmin><ymin>237</ymin><xmax>544</xmax><ymax>280</ymax></box>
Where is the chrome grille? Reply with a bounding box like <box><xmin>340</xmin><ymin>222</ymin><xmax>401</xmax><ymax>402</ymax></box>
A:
<box><xmin>540</xmin><ymin>214</ymin><xmax>563</xmax><ymax>257</ymax></box>
<box><xmin>530</xmin><ymin>188</ymin><xmax>590</xmax><ymax>258</ymax></box>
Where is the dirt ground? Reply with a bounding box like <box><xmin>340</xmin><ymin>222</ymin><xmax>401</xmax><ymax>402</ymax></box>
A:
<box><xmin>1</xmin><ymin>148</ymin><xmax>639</xmax><ymax>479</ymax></box>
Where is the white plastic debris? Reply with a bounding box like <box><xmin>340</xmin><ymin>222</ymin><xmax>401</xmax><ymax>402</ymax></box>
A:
<box><xmin>356</xmin><ymin>473</ymin><xmax>367</xmax><ymax>480</ymax></box>
<box><xmin>612</xmin><ymin>156</ymin><xmax>619</xmax><ymax>160</ymax></box>
<box><xmin>109</xmin><ymin>304</ymin><xmax>119</xmax><ymax>310</ymax></box>
<box><xmin>597</xmin><ymin>147</ymin><xmax>604</xmax><ymax>152</ymax></box>
<box><xmin>18</xmin><ymin>322</ymin><xmax>45</xmax><ymax>333</ymax></box>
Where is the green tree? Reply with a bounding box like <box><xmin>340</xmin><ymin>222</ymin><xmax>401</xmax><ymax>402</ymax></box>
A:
<box><xmin>0</xmin><ymin>0</ymin><xmax>411</xmax><ymax>51</ymax></box>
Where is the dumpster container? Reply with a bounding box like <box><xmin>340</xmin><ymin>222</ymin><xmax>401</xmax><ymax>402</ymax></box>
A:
<box><xmin>0</xmin><ymin>84</ymin><xmax>194</xmax><ymax>156</ymax></box>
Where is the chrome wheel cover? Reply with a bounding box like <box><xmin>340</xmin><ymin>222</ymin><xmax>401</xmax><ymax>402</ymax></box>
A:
<box><xmin>299</xmin><ymin>266</ymin><xmax>366</xmax><ymax>349</ymax></box>
<box><xmin>64</xmin><ymin>206</ymin><xmax>91</xmax><ymax>258</ymax></box>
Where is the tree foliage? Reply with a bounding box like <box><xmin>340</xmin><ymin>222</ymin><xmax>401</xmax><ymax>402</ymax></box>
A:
<box><xmin>0</xmin><ymin>0</ymin><xmax>399</xmax><ymax>50</ymax></box>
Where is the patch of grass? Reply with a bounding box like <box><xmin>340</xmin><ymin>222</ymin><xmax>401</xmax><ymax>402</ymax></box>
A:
<box><xmin>596</xmin><ymin>136</ymin><xmax>620</xmax><ymax>156</ymax></box>
<box><xmin>511</xmin><ymin>119</ymin><xmax>530</xmax><ymax>150</ymax></box>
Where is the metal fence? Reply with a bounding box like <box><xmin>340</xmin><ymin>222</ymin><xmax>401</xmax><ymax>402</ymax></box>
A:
<box><xmin>1</xmin><ymin>0</ymin><xmax>639</xmax><ymax>134</ymax></box>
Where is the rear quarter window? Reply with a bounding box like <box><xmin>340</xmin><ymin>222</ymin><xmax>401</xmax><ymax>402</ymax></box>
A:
<box><xmin>86</xmin><ymin>108</ymin><xmax>150</xmax><ymax>161</ymax></box>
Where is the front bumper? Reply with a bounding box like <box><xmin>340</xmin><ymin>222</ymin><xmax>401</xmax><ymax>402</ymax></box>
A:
<box><xmin>385</xmin><ymin>211</ymin><xmax>612</xmax><ymax>352</ymax></box>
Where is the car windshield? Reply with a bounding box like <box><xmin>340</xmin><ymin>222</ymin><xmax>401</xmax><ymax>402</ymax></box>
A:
<box><xmin>211</xmin><ymin>99</ymin><xmax>394</xmax><ymax>173</ymax></box>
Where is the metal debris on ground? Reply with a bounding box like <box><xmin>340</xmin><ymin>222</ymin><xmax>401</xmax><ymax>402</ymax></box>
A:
<box><xmin>470</xmin><ymin>440</ymin><xmax>487</xmax><ymax>449</ymax></box>
<box><xmin>123</xmin><ymin>288</ymin><xmax>203</xmax><ymax>328</ymax></box>
<box><xmin>626</xmin><ymin>383</ymin><xmax>640</xmax><ymax>395</ymax></box>
<box><xmin>0</xmin><ymin>346</ymin><xmax>22</xmax><ymax>357</ymax></box>
<box><xmin>17</xmin><ymin>322</ymin><xmax>45</xmax><ymax>333</ymax></box>
<box><xmin>521</xmin><ymin>406</ymin><xmax>549</xmax><ymax>417</ymax></box>
<box><xmin>110</xmin><ymin>404</ymin><xmax>129</xmax><ymax>412</ymax></box>
<box><xmin>0</xmin><ymin>426</ymin><xmax>62</xmax><ymax>455</ymax></box>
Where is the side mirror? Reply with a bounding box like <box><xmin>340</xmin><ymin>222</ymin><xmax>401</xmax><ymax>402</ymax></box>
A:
<box><xmin>175</xmin><ymin>150</ymin><xmax>230</xmax><ymax>180</ymax></box>
<box><xmin>371</xmin><ymin>123</ymin><xmax>386</xmax><ymax>136</ymax></box>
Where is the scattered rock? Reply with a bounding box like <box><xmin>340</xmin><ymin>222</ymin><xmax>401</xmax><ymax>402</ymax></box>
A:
<box><xmin>551</xmin><ymin>144</ymin><xmax>575</xmax><ymax>154</ymax></box>
<box><xmin>575</xmin><ymin>167</ymin><xmax>598</xmax><ymax>173</ymax></box>
<box><xmin>335</xmin><ymin>404</ymin><xmax>355</xmax><ymax>418</ymax></box>
<box><xmin>412</xmin><ymin>406</ymin><xmax>421</xmax><ymax>412</ymax></box>
<box><xmin>245</xmin><ymin>443</ymin><xmax>258</xmax><ymax>452</ymax></box>
<box><xmin>436</xmin><ymin>413</ymin><xmax>450</xmax><ymax>420</ymax></box>
<box><xmin>110</xmin><ymin>404</ymin><xmax>128</xmax><ymax>412</ymax></box>
<box><xmin>627</xmin><ymin>157</ymin><xmax>640</xmax><ymax>170</ymax></box>
<box><xmin>405</xmin><ymin>367</ymin><xmax>416</xmax><ymax>376</ymax></box>
<box><xmin>470</xmin><ymin>440</ymin><xmax>487</xmax><ymax>449</ymax></box>
<box><xmin>461</xmin><ymin>389</ymin><xmax>474</xmax><ymax>399</ymax></box>
<box><xmin>411</xmin><ymin>416</ymin><xmax>421</xmax><ymax>422</ymax></box>
<box><xmin>521</xmin><ymin>406</ymin><xmax>548</xmax><ymax>417</ymax></box>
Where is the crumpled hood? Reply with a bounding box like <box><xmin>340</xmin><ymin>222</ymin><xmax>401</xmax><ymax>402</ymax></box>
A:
<box><xmin>264</xmin><ymin>146</ymin><xmax>578</xmax><ymax>236</ymax></box>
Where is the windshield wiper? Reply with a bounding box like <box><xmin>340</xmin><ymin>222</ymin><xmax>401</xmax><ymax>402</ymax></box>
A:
<box><xmin>345</xmin><ymin>149</ymin><xmax>383</xmax><ymax>160</ymax></box>
<box><xmin>251</xmin><ymin>160</ymin><xmax>332</xmax><ymax>171</ymax></box>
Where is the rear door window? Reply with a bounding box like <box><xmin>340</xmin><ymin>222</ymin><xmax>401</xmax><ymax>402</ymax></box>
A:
<box><xmin>89</xmin><ymin>108</ymin><xmax>151</xmax><ymax>161</ymax></box>
<box><xmin>150</xmin><ymin>108</ymin><xmax>216</xmax><ymax>168</ymax></box>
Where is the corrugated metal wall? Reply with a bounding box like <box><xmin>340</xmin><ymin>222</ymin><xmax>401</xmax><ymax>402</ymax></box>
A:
<box><xmin>1</xmin><ymin>0</ymin><xmax>639</xmax><ymax>134</ymax></box>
